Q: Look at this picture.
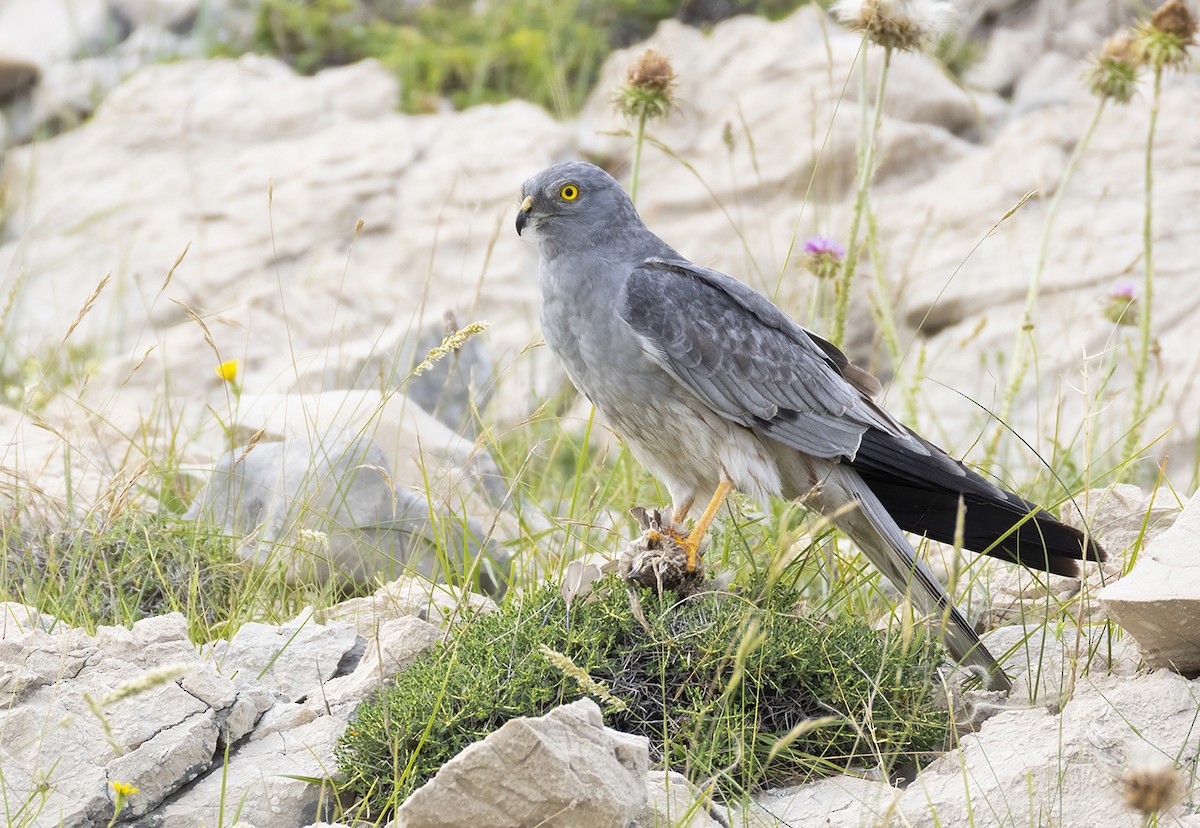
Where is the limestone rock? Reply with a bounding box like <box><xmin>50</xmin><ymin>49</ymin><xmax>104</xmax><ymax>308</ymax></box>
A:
<box><xmin>1061</xmin><ymin>484</ymin><xmax>1184</xmax><ymax>559</ymax></box>
<box><xmin>153</xmin><ymin>713</ymin><xmax>347</xmax><ymax>828</ymax></box>
<box><xmin>214</xmin><ymin>608</ymin><xmax>363</xmax><ymax>703</ymax></box>
<box><xmin>0</xmin><ymin>0</ymin><xmax>124</xmax><ymax>68</ymax></box>
<box><xmin>321</xmin><ymin>575</ymin><xmax>497</xmax><ymax>637</ymax></box>
<box><xmin>747</xmin><ymin>775</ymin><xmax>901</xmax><ymax>827</ymax></box>
<box><xmin>0</xmin><ymin>602</ymin><xmax>62</xmax><ymax>638</ymax></box>
<box><xmin>984</xmin><ymin>622</ymin><xmax>1140</xmax><ymax>710</ymax></box>
<box><xmin>321</xmin><ymin>616</ymin><xmax>440</xmax><ymax>708</ymax></box>
<box><xmin>0</xmin><ymin>612</ymin><xmax>263</xmax><ymax>827</ymax></box>
<box><xmin>964</xmin><ymin>0</ymin><xmax>1128</xmax><ymax>97</ymax></box>
<box><xmin>185</xmin><ymin>426</ymin><xmax>506</xmax><ymax>592</ymax></box>
<box><xmin>405</xmin><ymin>312</ymin><xmax>494</xmax><ymax>434</ymax></box>
<box><xmin>897</xmin><ymin>671</ymin><xmax>1199</xmax><ymax>827</ymax></box>
<box><xmin>635</xmin><ymin>771</ymin><xmax>724</xmax><ymax>828</ymax></box>
<box><xmin>1100</xmin><ymin>489</ymin><xmax>1200</xmax><ymax>673</ymax></box>
<box><xmin>395</xmin><ymin>698</ymin><xmax>650</xmax><ymax>828</ymax></box>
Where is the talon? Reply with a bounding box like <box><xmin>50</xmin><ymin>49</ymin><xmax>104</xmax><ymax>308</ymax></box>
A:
<box><xmin>664</xmin><ymin>527</ymin><xmax>700</xmax><ymax>572</ymax></box>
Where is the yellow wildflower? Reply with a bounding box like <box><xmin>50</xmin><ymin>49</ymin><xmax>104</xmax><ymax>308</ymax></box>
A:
<box><xmin>214</xmin><ymin>359</ymin><xmax>239</xmax><ymax>383</ymax></box>
<box><xmin>110</xmin><ymin>780</ymin><xmax>138</xmax><ymax>797</ymax></box>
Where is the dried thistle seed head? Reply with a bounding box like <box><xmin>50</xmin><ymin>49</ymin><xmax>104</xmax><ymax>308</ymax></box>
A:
<box><xmin>626</xmin><ymin>49</ymin><xmax>676</xmax><ymax>92</ymax></box>
<box><xmin>615</xmin><ymin>49</ymin><xmax>678</xmax><ymax>121</ymax></box>
<box><xmin>1087</xmin><ymin>34</ymin><xmax>1142</xmax><ymax>103</ymax></box>
<box><xmin>832</xmin><ymin>0</ymin><xmax>956</xmax><ymax>52</ymax></box>
<box><xmin>1104</xmin><ymin>32</ymin><xmax>1141</xmax><ymax>63</ymax></box>
<box><xmin>1151</xmin><ymin>0</ymin><xmax>1198</xmax><ymax>40</ymax></box>
<box><xmin>1122</xmin><ymin>762</ymin><xmax>1185</xmax><ymax>815</ymax></box>
<box><xmin>1134</xmin><ymin>0</ymin><xmax>1196</xmax><ymax>70</ymax></box>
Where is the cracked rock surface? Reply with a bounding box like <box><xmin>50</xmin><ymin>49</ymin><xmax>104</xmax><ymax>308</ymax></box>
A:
<box><xmin>0</xmin><ymin>583</ymin><xmax>441</xmax><ymax>827</ymax></box>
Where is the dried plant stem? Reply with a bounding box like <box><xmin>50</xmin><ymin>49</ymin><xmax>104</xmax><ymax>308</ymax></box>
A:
<box><xmin>832</xmin><ymin>44</ymin><xmax>892</xmax><ymax>348</ymax></box>
<box><xmin>1125</xmin><ymin>66</ymin><xmax>1162</xmax><ymax>465</ymax></box>
<box><xmin>630</xmin><ymin>111</ymin><xmax>649</xmax><ymax>205</ymax></box>
<box><xmin>985</xmin><ymin>98</ymin><xmax>1107</xmax><ymax>466</ymax></box>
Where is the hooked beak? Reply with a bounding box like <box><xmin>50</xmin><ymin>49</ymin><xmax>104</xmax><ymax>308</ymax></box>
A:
<box><xmin>516</xmin><ymin>195</ymin><xmax>533</xmax><ymax>236</ymax></box>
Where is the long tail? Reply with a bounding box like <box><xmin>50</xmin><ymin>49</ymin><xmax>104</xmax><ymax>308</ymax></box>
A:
<box><xmin>849</xmin><ymin>429</ymin><xmax>1105</xmax><ymax>576</ymax></box>
<box><xmin>814</xmin><ymin>463</ymin><xmax>1012</xmax><ymax>691</ymax></box>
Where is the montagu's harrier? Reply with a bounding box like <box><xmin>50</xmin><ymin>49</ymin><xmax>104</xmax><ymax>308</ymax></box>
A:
<box><xmin>516</xmin><ymin>161</ymin><xmax>1104</xmax><ymax>690</ymax></box>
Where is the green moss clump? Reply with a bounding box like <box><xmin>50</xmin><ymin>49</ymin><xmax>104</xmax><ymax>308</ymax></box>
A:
<box><xmin>337</xmin><ymin>576</ymin><xmax>948</xmax><ymax>815</ymax></box>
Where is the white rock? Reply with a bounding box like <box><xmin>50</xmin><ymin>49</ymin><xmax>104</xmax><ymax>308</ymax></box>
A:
<box><xmin>217</xmin><ymin>608</ymin><xmax>363</xmax><ymax>702</ymax></box>
<box><xmin>1100</xmin><ymin>489</ymin><xmax>1200</xmax><ymax>672</ymax></box>
<box><xmin>635</xmin><ymin>770</ymin><xmax>723</xmax><ymax>828</ymax></box>
<box><xmin>747</xmin><ymin>775</ymin><xmax>901</xmax><ymax>827</ymax></box>
<box><xmin>1061</xmin><ymin>484</ymin><xmax>1184</xmax><ymax>560</ymax></box>
<box><xmin>25</xmin><ymin>25</ymin><xmax>195</xmax><ymax>140</ymax></box>
<box><xmin>322</xmin><ymin>616</ymin><xmax>440</xmax><ymax>708</ymax></box>
<box><xmin>984</xmin><ymin>622</ymin><xmax>1140</xmax><ymax>710</ymax></box>
<box><xmin>395</xmin><ymin>698</ymin><xmax>650</xmax><ymax>828</ymax></box>
<box><xmin>896</xmin><ymin>671</ymin><xmax>1199</xmax><ymax>827</ymax></box>
<box><xmin>0</xmin><ymin>56</ymin><xmax>568</xmax><ymax>464</ymax></box>
<box><xmin>156</xmin><ymin>713</ymin><xmax>347</xmax><ymax>828</ymax></box>
<box><xmin>0</xmin><ymin>602</ymin><xmax>63</xmax><ymax>638</ymax></box>
<box><xmin>0</xmin><ymin>0</ymin><xmax>121</xmax><ymax>68</ymax></box>
<box><xmin>0</xmin><ymin>612</ymin><xmax>266</xmax><ymax>826</ymax></box>
<box><xmin>322</xmin><ymin>574</ymin><xmax>496</xmax><ymax>637</ymax></box>
<box><xmin>185</xmin><ymin>425</ymin><xmax>497</xmax><ymax>588</ymax></box>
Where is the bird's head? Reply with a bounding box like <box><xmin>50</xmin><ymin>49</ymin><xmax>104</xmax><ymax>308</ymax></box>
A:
<box><xmin>516</xmin><ymin>161</ymin><xmax>642</xmax><ymax>253</ymax></box>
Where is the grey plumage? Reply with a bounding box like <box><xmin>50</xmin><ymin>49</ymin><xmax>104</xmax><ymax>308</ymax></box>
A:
<box><xmin>518</xmin><ymin>161</ymin><xmax>1103</xmax><ymax>691</ymax></box>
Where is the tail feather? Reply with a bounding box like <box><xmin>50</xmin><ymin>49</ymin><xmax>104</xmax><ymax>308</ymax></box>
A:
<box><xmin>817</xmin><ymin>464</ymin><xmax>1012</xmax><ymax>691</ymax></box>
<box><xmin>849</xmin><ymin>429</ymin><xmax>1105</xmax><ymax>576</ymax></box>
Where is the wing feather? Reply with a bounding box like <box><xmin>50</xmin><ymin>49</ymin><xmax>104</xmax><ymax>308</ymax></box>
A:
<box><xmin>619</xmin><ymin>257</ymin><xmax>915</xmax><ymax>460</ymax></box>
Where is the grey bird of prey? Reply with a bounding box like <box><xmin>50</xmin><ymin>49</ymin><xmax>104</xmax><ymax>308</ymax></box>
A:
<box><xmin>517</xmin><ymin>161</ymin><xmax>1104</xmax><ymax>690</ymax></box>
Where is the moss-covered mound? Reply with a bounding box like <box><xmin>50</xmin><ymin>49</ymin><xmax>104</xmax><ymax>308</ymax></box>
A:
<box><xmin>337</xmin><ymin>576</ymin><xmax>948</xmax><ymax>814</ymax></box>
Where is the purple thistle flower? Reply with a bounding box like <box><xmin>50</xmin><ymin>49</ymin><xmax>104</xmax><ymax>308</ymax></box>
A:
<box><xmin>803</xmin><ymin>235</ymin><xmax>846</xmax><ymax>259</ymax></box>
<box><xmin>1104</xmin><ymin>279</ymin><xmax>1138</xmax><ymax>326</ymax></box>
<box><xmin>1110</xmin><ymin>279</ymin><xmax>1136</xmax><ymax>301</ymax></box>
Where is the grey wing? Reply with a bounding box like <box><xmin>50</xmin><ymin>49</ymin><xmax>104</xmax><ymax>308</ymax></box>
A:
<box><xmin>618</xmin><ymin>257</ymin><xmax>920</xmax><ymax>460</ymax></box>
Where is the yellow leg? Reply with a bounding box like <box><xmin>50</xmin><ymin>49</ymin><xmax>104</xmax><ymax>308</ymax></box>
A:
<box><xmin>681</xmin><ymin>479</ymin><xmax>733</xmax><ymax>571</ymax></box>
<box><xmin>671</xmin><ymin>496</ymin><xmax>695</xmax><ymax>526</ymax></box>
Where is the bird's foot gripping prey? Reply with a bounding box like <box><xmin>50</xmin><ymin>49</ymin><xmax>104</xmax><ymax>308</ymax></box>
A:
<box><xmin>517</xmin><ymin>161</ymin><xmax>1106</xmax><ymax>692</ymax></box>
<box><xmin>619</xmin><ymin>506</ymin><xmax>708</xmax><ymax>596</ymax></box>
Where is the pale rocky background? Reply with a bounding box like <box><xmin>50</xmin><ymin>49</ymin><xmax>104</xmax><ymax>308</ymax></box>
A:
<box><xmin>2</xmin><ymin>0</ymin><xmax>1200</xmax><ymax>826</ymax></box>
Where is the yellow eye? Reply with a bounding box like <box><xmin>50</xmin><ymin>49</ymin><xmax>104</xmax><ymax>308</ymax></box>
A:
<box><xmin>560</xmin><ymin>184</ymin><xmax>579</xmax><ymax>201</ymax></box>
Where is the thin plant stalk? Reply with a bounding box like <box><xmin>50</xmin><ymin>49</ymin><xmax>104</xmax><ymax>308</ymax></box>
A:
<box><xmin>630</xmin><ymin>112</ymin><xmax>648</xmax><ymax>205</ymax></box>
<box><xmin>1124</xmin><ymin>66</ymin><xmax>1163</xmax><ymax>465</ymax></box>
<box><xmin>984</xmin><ymin>97</ymin><xmax>1108</xmax><ymax>466</ymax></box>
<box><xmin>866</xmin><ymin>199</ymin><xmax>902</xmax><ymax>364</ymax></box>
<box><xmin>832</xmin><ymin>43</ymin><xmax>893</xmax><ymax>347</ymax></box>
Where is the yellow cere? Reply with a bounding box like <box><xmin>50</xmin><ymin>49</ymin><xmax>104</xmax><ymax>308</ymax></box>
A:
<box><xmin>560</xmin><ymin>184</ymin><xmax>579</xmax><ymax>201</ymax></box>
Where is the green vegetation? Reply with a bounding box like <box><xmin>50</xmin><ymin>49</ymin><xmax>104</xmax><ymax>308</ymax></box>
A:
<box><xmin>337</xmin><ymin>576</ymin><xmax>947</xmax><ymax>816</ymax></box>
<box><xmin>0</xmin><ymin>513</ymin><xmax>375</xmax><ymax>640</ymax></box>
<box><xmin>247</xmin><ymin>0</ymin><xmax>809</xmax><ymax>114</ymax></box>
